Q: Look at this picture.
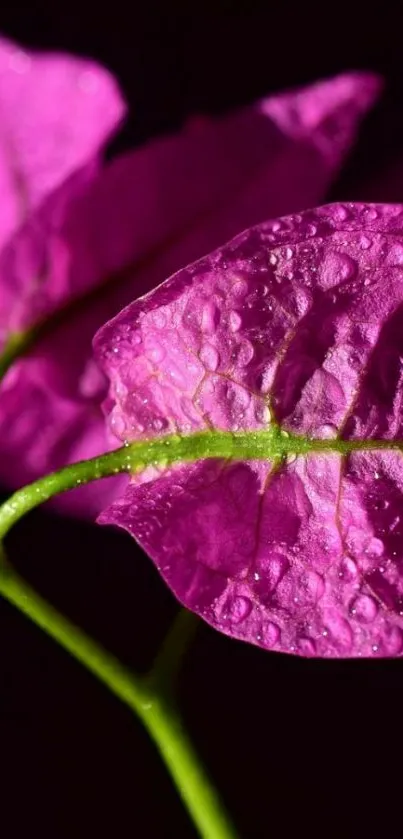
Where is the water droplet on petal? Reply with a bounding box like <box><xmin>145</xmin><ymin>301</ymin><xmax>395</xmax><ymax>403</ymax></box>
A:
<box><xmin>235</xmin><ymin>340</ymin><xmax>254</xmax><ymax>367</ymax></box>
<box><xmin>322</xmin><ymin>252</ymin><xmax>357</xmax><ymax>288</ymax></box>
<box><xmin>110</xmin><ymin>412</ymin><xmax>127</xmax><ymax>437</ymax></box>
<box><xmin>350</xmin><ymin>594</ymin><xmax>378</xmax><ymax>623</ymax></box>
<box><xmin>152</xmin><ymin>311</ymin><xmax>167</xmax><ymax>329</ymax></box>
<box><xmin>387</xmin><ymin>244</ymin><xmax>403</xmax><ymax>266</ymax></box>
<box><xmin>254</xmin><ymin>403</ymin><xmax>271</xmax><ymax>425</ymax></box>
<box><xmin>260</xmin><ymin>621</ymin><xmax>280</xmax><ymax>648</ymax></box>
<box><xmin>323</xmin><ymin>612</ymin><xmax>353</xmax><ymax>650</ymax></box>
<box><xmin>269</xmin><ymin>253</ymin><xmax>278</xmax><ymax>265</ymax></box>
<box><xmin>338</xmin><ymin>555</ymin><xmax>359</xmax><ymax>581</ymax></box>
<box><xmin>365</xmin><ymin>537</ymin><xmax>384</xmax><ymax>558</ymax></box>
<box><xmin>229</xmin><ymin>311</ymin><xmax>242</xmax><ymax>332</ymax></box>
<box><xmin>225</xmin><ymin>595</ymin><xmax>253</xmax><ymax>624</ymax></box>
<box><xmin>298</xmin><ymin>637</ymin><xmax>316</xmax><ymax>656</ymax></box>
<box><xmin>147</xmin><ymin>343</ymin><xmax>165</xmax><ymax>363</ymax></box>
<box><xmin>168</xmin><ymin>363</ymin><xmax>188</xmax><ymax>388</ymax></box>
<box><xmin>152</xmin><ymin>417</ymin><xmax>166</xmax><ymax>432</ymax></box>
<box><xmin>232</xmin><ymin>279</ymin><xmax>249</xmax><ymax>298</ymax></box>
<box><xmin>382</xmin><ymin>625</ymin><xmax>403</xmax><ymax>655</ymax></box>
<box><xmin>305</xmin><ymin>571</ymin><xmax>325</xmax><ymax>602</ymax></box>
<box><xmin>285</xmin><ymin>247</ymin><xmax>293</xmax><ymax>260</ymax></box>
<box><xmin>201</xmin><ymin>302</ymin><xmax>219</xmax><ymax>334</ymax></box>
<box><xmin>360</xmin><ymin>235</ymin><xmax>372</xmax><ymax>250</ymax></box>
<box><xmin>318</xmin><ymin>423</ymin><xmax>338</xmax><ymax>439</ymax></box>
<box><xmin>332</xmin><ymin>205</ymin><xmax>348</xmax><ymax>221</ymax></box>
<box><xmin>200</xmin><ymin>343</ymin><xmax>220</xmax><ymax>371</ymax></box>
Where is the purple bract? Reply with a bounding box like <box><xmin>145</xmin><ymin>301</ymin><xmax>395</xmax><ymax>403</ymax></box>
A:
<box><xmin>96</xmin><ymin>202</ymin><xmax>403</xmax><ymax>659</ymax></box>
<box><xmin>0</xmin><ymin>60</ymin><xmax>379</xmax><ymax>516</ymax></box>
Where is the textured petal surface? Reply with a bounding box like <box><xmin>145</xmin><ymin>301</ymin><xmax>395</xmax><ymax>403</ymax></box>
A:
<box><xmin>0</xmin><ymin>73</ymin><xmax>379</xmax><ymax>514</ymax></box>
<box><xmin>0</xmin><ymin>35</ymin><xmax>125</xmax><ymax>252</ymax></box>
<box><xmin>97</xmin><ymin>202</ymin><xmax>403</xmax><ymax>658</ymax></box>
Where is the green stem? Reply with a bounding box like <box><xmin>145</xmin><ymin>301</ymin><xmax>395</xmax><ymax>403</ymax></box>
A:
<box><xmin>147</xmin><ymin>608</ymin><xmax>200</xmax><ymax>693</ymax></box>
<box><xmin>0</xmin><ymin>552</ymin><xmax>238</xmax><ymax>839</ymax></box>
<box><xmin>1</xmin><ymin>424</ymin><xmax>401</xmax><ymax>836</ymax></box>
<box><xmin>0</xmin><ymin>426</ymin><xmax>402</xmax><ymax>539</ymax></box>
<box><xmin>0</xmin><ymin>328</ymin><xmax>39</xmax><ymax>379</ymax></box>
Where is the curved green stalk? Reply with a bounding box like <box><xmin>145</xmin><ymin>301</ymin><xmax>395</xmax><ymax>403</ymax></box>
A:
<box><xmin>1</xmin><ymin>425</ymin><xmax>402</xmax><ymax>837</ymax></box>
<box><xmin>0</xmin><ymin>551</ymin><xmax>237</xmax><ymax>839</ymax></box>
<box><xmin>0</xmin><ymin>426</ymin><xmax>401</xmax><ymax>539</ymax></box>
<box><xmin>0</xmin><ymin>328</ymin><xmax>39</xmax><ymax>380</ymax></box>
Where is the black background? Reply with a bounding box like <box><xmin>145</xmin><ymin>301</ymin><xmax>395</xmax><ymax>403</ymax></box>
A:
<box><xmin>1</xmin><ymin>3</ymin><xmax>403</xmax><ymax>837</ymax></box>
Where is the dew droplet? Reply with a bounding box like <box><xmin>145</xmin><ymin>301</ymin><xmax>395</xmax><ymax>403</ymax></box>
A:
<box><xmin>200</xmin><ymin>343</ymin><xmax>220</xmax><ymax>371</ymax></box>
<box><xmin>323</xmin><ymin>612</ymin><xmax>353</xmax><ymax>650</ymax></box>
<box><xmin>235</xmin><ymin>339</ymin><xmax>254</xmax><ymax>367</ymax></box>
<box><xmin>318</xmin><ymin>423</ymin><xmax>338</xmax><ymax>439</ymax></box>
<box><xmin>360</xmin><ymin>235</ymin><xmax>372</xmax><ymax>250</ymax></box>
<box><xmin>383</xmin><ymin>625</ymin><xmax>403</xmax><ymax>655</ymax></box>
<box><xmin>298</xmin><ymin>637</ymin><xmax>316</xmax><ymax>656</ymax></box>
<box><xmin>305</xmin><ymin>571</ymin><xmax>325</xmax><ymax>602</ymax></box>
<box><xmin>332</xmin><ymin>205</ymin><xmax>348</xmax><ymax>221</ymax></box>
<box><xmin>338</xmin><ymin>555</ymin><xmax>359</xmax><ymax>581</ymax></box>
<box><xmin>269</xmin><ymin>253</ymin><xmax>278</xmax><ymax>266</ymax></box>
<box><xmin>322</xmin><ymin>251</ymin><xmax>357</xmax><ymax>288</ymax></box>
<box><xmin>229</xmin><ymin>311</ymin><xmax>242</xmax><ymax>332</ymax></box>
<box><xmin>147</xmin><ymin>343</ymin><xmax>165</xmax><ymax>363</ymax></box>
<box><xmin>256</xmin><ymin>553</ymin><xmax>289</xmax><ymax>595</ymax></box>
<box><xmin>365</xmin><ymin>537</ymin><xmax>384</xmax><ymax>558</ymax></box>
<box><xmin>232</xmin><ymin>279</ymin><xmax>249</xmax><ymax>298</ymax></box>
<box><xmin>350</xmin><ymin>594</ymin><xmax>378</xmax><ymax>623</ymax></box>
<box><xmin>285</xmin><ymin>247</ymin><xmax>293</xmax><ymax>260</ymax></box>
<box><xmin>152</xmin><ymin>417</ymin><xmax>166</xmax><ymax>432</ymax></box>
<box><xmin>110</xmin><ymin>412</ymin><xmax>127</xmax><ymax>437</ymax></box>
<box><xmin>260</xmin><ymin>621</ymin><xmax>280</xmax><ymax>648</ymax></box>
<box><xmin>225</xmin><ymin>595</ymin><xmax>253</xmax><ymax>624</ymax></box>
<box><xmin>201</xmin><ymin>302</ymin><xmax>219</xmax><ymax>334</ymax></box>
<box><xmin>152</xmin><ymin>311</ymin><xmax>167</xmax><ymax>329</ymax></box>
<box><xmin>254</xmin><ymin>403</ymin><xmax>271</xmax><ymax>425</ymax></box>
<box><xmin>168</xmin><ymin>363</ymin><xmax>187</xmax><ymax>388</ymax></box>
<box><xmin>387</xmin><ymin>243</ymin><xmax>403</xmax><ymax>266</ymax></box>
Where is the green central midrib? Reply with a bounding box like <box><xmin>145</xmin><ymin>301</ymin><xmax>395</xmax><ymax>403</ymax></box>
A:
<box><xmin>0</xmin><ymin>425</ymin><xmax>400</xmax><ymax>540</ymax></box>
<box><xmin>122</xmin><ymin>426</ymin><xmax>403</xmax><ymax>464</ymax></box>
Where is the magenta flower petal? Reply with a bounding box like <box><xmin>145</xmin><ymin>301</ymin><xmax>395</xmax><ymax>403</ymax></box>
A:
<box><xmin>0</xmin><ymin>35</ymin><xmax>125</xmax><ymax>252</ymax></box>
<box><xmin>97</xmin><ymin>202</ymin><xmax>403</xmax><ymax>658</ymax></box>
<box><xmin>0</xmin><ymin>73</ymin><xmax>379</xmax><ymax>515</ymax></box>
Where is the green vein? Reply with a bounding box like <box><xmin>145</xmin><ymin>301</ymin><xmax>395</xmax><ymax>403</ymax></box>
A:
<box><xmin>0</xmin><ymin>425</ymin><xmax>400</xmax><ymax>539</ymax></box>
